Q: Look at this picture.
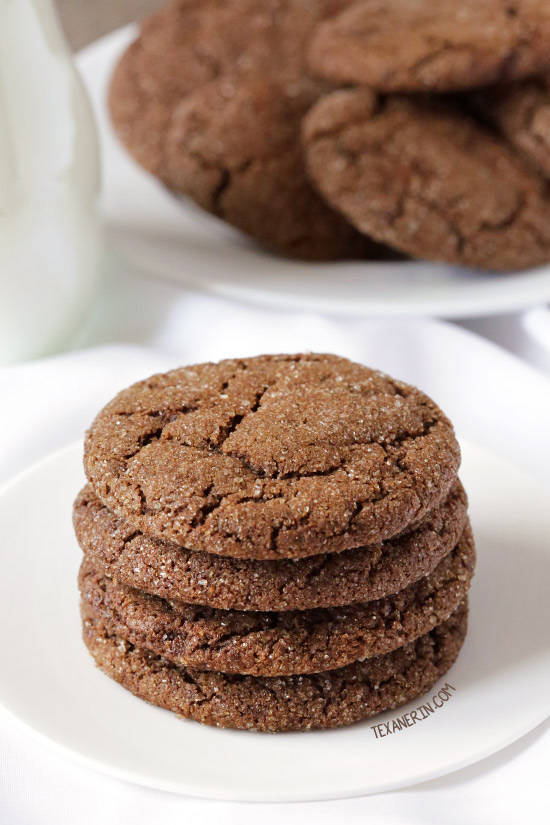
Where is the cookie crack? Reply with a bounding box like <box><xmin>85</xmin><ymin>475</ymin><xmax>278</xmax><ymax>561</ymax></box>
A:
<box><xmin>122</xmin><ymin>405</ymin><xmax>200</xmax><ymax>462</ymax></box>
<box><xmin>190</xmin><ymin>629</ymin><xmax>250</xmax><ymax>654</ymax></box>
<box><xmin>404</xmin><ymin>41</ymin><xmax>474</xmax><ymax>84</ymax></box>
<box><xmin>213</xmin><ymin>383</ymin><xmax>270</xmax><ymax>450</ymax></box>
<box><xmin>212</xmin><ymin>158</ymin><xmax>255</xmax><ymax>214</ymax></box>
<box><xmin>119</xmin><ymin>366</ymin><xmax>265</xmax><ymax>494</ymax></box>
<box><xmin>409</xmin><ymin>191</ymin><xmax>466</xmax><ymax>257</ymax></box>
<box><xmin>173</xmin><ymin>103</ymin><xmax>304</xmax><ymax>218</ymax></box>
<box><xmin>225</xmin><ymin>410</ymin><xmax>439</xmax><ymax>483</ymax></box>
<box><xmin>176</xmin><ymin>669</ymin><xmax>212</xmax><ymax>706</ymax></box>
<box><xmin>294</xmin><ymin>553</ymin><xmax>335</xmax><ymax>591</ymax></box>
<box><xmin>187</xmin><ymin>489</ymin><xmax>289</xmax><ymax>532</ymax></box>
<box><xmin>190</xmin><ymin>483</ymin><xmax>221</xmax><ymax>529</ymax></box>
<box><xmin>124</xmin><ymin>425</ymin><xmax>165</xmax><ymax>461</ymax></box>
<box><xmin>126</xmin><ymin>409</ymin><xmax>443</xmax><ymax>526</ymax></box>
<box><xmin>274</xmin><ymin>457</ymin><xmax>346</xmax><ymax>481</ymax></box>
<box><xmin>478</xmin><ymin>190</ymin><xmax>526</xmax><ymax>233</ymax></box>
<box><xmin>310</xmin><ymin>95</ymin><xmax>389</xmax><ymax>142</ymax></box>
<box><xmin>135</xmin><ymin>482</ymin><xmax>148</xmax><ymax>516</ymax></box>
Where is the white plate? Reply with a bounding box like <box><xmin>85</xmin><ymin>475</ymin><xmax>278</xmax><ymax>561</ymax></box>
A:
<box><xmin>0</xmin><ymin>440</ymin><xmax>548</xmax><ymax>801</ymax></box>
<box><xmin>77</xmin><ymin>27</ymin><xmax>550</xmax><ymax>320</ymax></box>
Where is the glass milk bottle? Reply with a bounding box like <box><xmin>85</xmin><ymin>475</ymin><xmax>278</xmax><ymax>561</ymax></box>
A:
<box><xmin>0</xmin><ymin>0</ymin><xmax>101</xmax><ymax>364</ymax></box>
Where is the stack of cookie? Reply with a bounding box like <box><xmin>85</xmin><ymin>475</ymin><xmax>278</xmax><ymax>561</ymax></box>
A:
<box><xmin>75</xmin><ymin>354</ymin><xmax>475</xmax><ymax>732</ymax></box>
<box><xmin>109</xmin><ymin>0</ymin><xmax>550</xmax><ymax>271</ymax></box>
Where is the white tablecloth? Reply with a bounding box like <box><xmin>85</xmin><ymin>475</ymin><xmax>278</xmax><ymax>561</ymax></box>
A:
<box><xmin>1</xmin><ymin>258</ymin><xmax>548</xmax><ymax>824</ymax></box>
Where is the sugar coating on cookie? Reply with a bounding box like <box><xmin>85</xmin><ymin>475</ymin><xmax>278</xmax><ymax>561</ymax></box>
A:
<box><xmin>308</xmin><ymin>0</ymin><xmax>550</xmax><ymax>93</ymax></box>
<box><xmin>84</xmin><ymin>354</ymin><xmax>461</xmax><ymax>559</ymax></box>
<box><xmin>81</xmin><ymin>601</ymin><xmax>467</xmax><ymax>731</ymax></box>
<box><xmin>303</xmin><ymin>90</ymin><xmax>550</xmax><ymax>271</ymax></box>
<box><xmin>74</xmin><ymin>480</ymin><xmax>468</xmax><ymax>611</ymax></box>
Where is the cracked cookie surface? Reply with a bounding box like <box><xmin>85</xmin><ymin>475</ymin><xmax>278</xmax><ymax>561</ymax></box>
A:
<box><xmin>79</xmin><ymin>522</ymin><xmax>474</xmax><ymax>676</ymax></box>
<box><xmin>308</xmin><ymin>0</ymin><xmax>550</xmax><ymax>93</ymax></box>
<box><xmin>84</xmin><ymin>354</ymin><xmax>461</xmax><ymax>559</ymax></box>
<box><xmin>303</xmin><ymin>90</ymin><xmax>550</xmax><ymax>271</ymax></box>
<box><xmin>73</xmin><ymin>480</ymin><xmax>467</xmax><ymax>611</ymax></box>
<box><xmin>109</xmin><ymin>0</ymin><xmax>349</xmax><ymax>178</ymax></box>
<box><xmin>108</xmin><ymin>0</ymin><xmax>376</xmax><ymax>260</ymax></box>
<box><xmin>162</xmin><ymin>75</ymin><xmax>383</xmax><ymax>260</ymax></box>
<box><xmin>81</xmin><ymin>600</ymin><xmax>467</xmax><ymax>731</ymax></box>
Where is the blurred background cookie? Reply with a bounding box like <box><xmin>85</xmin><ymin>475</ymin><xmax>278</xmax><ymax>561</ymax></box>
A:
<box><xmin>303</xmin><ymin>89</ymin><xmax>550</xmax><ymax>270</ymax></box>
<box><xmin>109</xmin><ymin>0</ymin><xmax>343</xmax><ymax>179</ymax></box>
<box><xmin>108</xmin><ymin>0</ymin><xmax>550</xmax><ymax>271</ymax></box>
<box><xmin>163</xmin><ymin>75</ymin><xmax>383</xmax><ymax>259</ymax></box>
<box><xmin>308</xmin><ymin>0</ymin><xmax>550</xmax><ymax>93</ymax></box>
<box><xmin>472</xmin><ymin>76</ymin><xmax>550</xmax><ymax>179</ymax></box>
<box><xmin>108</xmin><ymin>0</ymin><xmax>387</xmax><ymax>259</ymax></box>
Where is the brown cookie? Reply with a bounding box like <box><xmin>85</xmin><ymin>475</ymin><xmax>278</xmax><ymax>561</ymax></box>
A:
<box><xmin>472</xmin><ymin>77</ymin><xmax>550</xmax><ymax>180</ymax></box>
<box><xmin>109</xmin><ymin>0</ymin><xmax>302</xmax><ymax>180</ymax></box>
<box><xmin>84</xmin><ymin>354</ymin><xmax>461</xmax><ymax>559</ymax></box>
<box><xmin>73</xmin><ymin>480</ymin><xmax>468</xmax><ymax>611</ymax></box>
<box><xmin>162</xmin><ymin>75</ymin><xmax>382</xmax><ymax>260</ymax></box>
<box><xmin>308</xmin><ymin>0</ymin><xmax>550</xmax><ymax>93</ymax></box>
<box><xmin>79</xmin><ymin>522</ymin><xmax>474</xmax><ymax>677</ymax></box>
<box><xmin>110</xmin><ymin>0</ymin><xmax>349</xmax><ymax>177</ymax></box>
<box><xmin>81</xmin><ymin>600</ymin><xmax>467</xmax><ymax>731</ymax></box>
<box><xmin>303</xmin><ymin>90</ymin><xmax>550</xmax><ymax>271</ymax></box>
<box><xmin>109</xmin><ymin>0</ymin><xmax>377</xmax><ymax>260</ymax></box>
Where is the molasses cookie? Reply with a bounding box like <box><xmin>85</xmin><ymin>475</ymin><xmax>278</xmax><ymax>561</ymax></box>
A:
<box><xmin>109</xmin><ymin>0</ymin><xmax>336</xmax><ymax>180</ymax></box>
<box><xmin>109</xmin><ymin>0</ymin><xmax>373</xmax><ymax>259</ymax></box>
<box><xmin>163</xmin><ymin>75</ymin><xmax>378</xmax><ymax>260</ymax></box>
<box><xmin>84</xmin><ymin>354</ymin><xmax>461</xmax><ymax>559</ymax></box>
<box><xmin>308</xmin><ymin>0</ymin><xmax>550</xmax><ymax>93</ymax></box>
<box><xmin>74</xmin><ymin>480</ymin><xmax>468</xmax><ymax>611</ymax></box>
<box><xmin>303</xmin><ymin>90</ymin><xmax>550</xmax><ymax>271</ymax></box>
<box><xmin>79</xmin><ymin>522</ymin><xmax>474</xmax><ymax>676</ymax></box>
<box><xmin>81</xmin><ymin>601</ymin><xmax>468</xmax><ymax>731</ymax></box>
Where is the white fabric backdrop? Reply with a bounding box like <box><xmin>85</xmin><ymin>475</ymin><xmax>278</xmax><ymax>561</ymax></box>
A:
<box><xmin>1</xmin><ymin>264</ymin><xmax>549</xmax><ymax>823</ymax></box>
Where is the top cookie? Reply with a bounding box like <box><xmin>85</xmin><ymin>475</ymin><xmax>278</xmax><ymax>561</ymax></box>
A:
<box><xmin>84</xmin><ymin>354</ymin><xmax>460</xmax><ymax>559</ymax></box>
<box><xmin>309</xmin><ymin>0</ymin><xmax>550</xmax><ymax>93</ymax></box>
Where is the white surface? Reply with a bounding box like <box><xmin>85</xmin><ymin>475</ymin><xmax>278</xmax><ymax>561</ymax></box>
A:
<box><xmin>0</xmin><ymin>303</ymin><xmax>549</xmax><ymax>820</ymax></box>
<box><xmin>76</xmin><ymin>26</ymin><xmax>550</xmax><ymax>320</ymax></box>
<box><xmin>0</xmin><ymin>440</ymin><xmax>548</xmax><ymax>801</ymax></box>
<box><xmin>0</xmin><ymin>0</ymin><xmax>101</xmax><ymax>363</ymax></box>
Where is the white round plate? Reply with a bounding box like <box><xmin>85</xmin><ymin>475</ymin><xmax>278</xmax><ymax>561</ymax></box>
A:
<box><xmin>77</xmin><ymin>27</ymin><xmax>550</xmax><ymax>320</ymax></box>
<box><xmin>0</xmin><ymin>441</ymin><xmax>548</xmax><ymax>802</ymax></box>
